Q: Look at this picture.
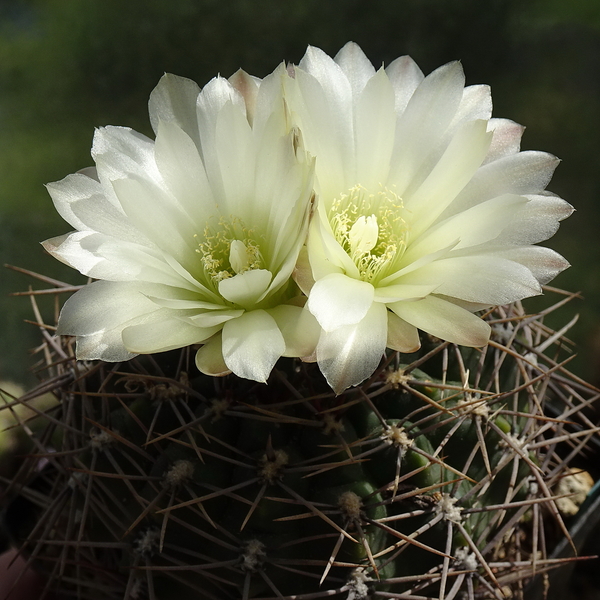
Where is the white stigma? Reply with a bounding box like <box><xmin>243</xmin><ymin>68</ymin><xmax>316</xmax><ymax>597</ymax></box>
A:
<box><xmin>229</xmin><ymin>239</ymin><xmax>251</xmax><ymax>274</ymax></box>
<box><xmin>349</xmin><ymin>215</ymin><xmax>379</xmax><ymax>256</ymax></box>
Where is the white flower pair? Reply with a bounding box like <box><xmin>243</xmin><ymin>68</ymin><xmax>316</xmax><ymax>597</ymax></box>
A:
<box><xmin>44</xmin><ymin>43</ymin><xmax>572</xmax><ymax>393</ymax></box>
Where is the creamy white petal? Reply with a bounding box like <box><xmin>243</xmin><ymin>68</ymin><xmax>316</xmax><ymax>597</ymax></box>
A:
<box><xmin>112</xmin><ymin>177</ymin><xmax>198</xmax><ymax>266</ymax></box>
<box><xmin>447</xmin><ymin>151</ymin><xmax>560</xmax><ymax>216</ymax></box>
<box><xmin>229</xmin><ymin>69</ymin><xmax>260</xmax><ymax>126</ymax></box>
<box><xmin>354</xmin><ymin>68</ymin><xmax>396</xmax><ymax>187</ymax></box>
<box><xmin>403</xmin><ymin>194</ymin><xmax>529</xmax><ymax>263</ymax></box>
<box><xmin>400</xmin><ymin>255</ymin><xmax>542</xmax><ymax>304</ymax></box>
<box><xmin>221</xmin><ymin>310</ymin><xmax>285</xmax><ymax>382</ymax></box>
<box><xmin>154</xmin><ymin>120</ymin><xmax>216</xmax><ymax>227</ymax></box>
<box><xmin>484</xmin><ymin>118</ymin><xmax>524</xmax><ymax>164</ymax></box>
<box><xmin>405</xmin><ymin>119</ymin><xmax>492</xmax><ymax>238</ymax></box>
<box><xmin>149</xmin><ymin>73</ymin><xmax>202</xmax><ymax>145</ymax></box>
<box><xmin>43</xmin><ymin>231</ymin><xmax>184</xmax><ymax>285</ymax></box>
<box><xmin>92</xmin><ymin>126</ymin><xmax>162</xmax><ymax>204</ymax></box>
<box><xmin>308</xmin><ymin>273</ymin><xmax>374</xmax><ymax>331</ymax></box>
<box><xmin>195</xmin><ymin>77</ymin><xmax>246</xmax><ymax>197</ymax></box>
<box><xmin>268</xmin><ymin>305</ymin><xmax>321</xmax><ymax>358</ymax></box>
<box><xmin>186</xmin><ymin>309</ymin><xmax>244</xmax><ymax>328</ymax></box>
<box><xmin>389</xmin><ymin>61</ymin><xmax>466</xmax><ymax>195</ymax></box>
<box><xmin>385</xmin><ymin>55</ymin><xmax>424</xmax><ymax>115</ymax></box>
<box><xmin>334</xmin><ymin>42</ymin><xmax>376</xmax><ymax>96</ymax></box>
<box><xmin>492</xmin><ymin>194</ymin><xmax>574</xmax><ymax>245</ymax></box>
<box><xmin>195</xmin><ymin>333</ymin><xmax>231</xmax><ymax>377</ymax></box>
<box><xmin>214</xmin><ymin>99</ymin><xmax>255</xmax><ymax>217</ymax></box>
<box><xmin>317</xmin><ymin>301</ymin><xmax>388</xmax><ymax>393</ymax></box>
<box><xmin>386</xmin><ymin>311</ymin><xmax>421</xmax><ymax>352</ymax></box>
<box><xmin>306</xmin><ymin>215</ymin><xmax>358</xmax><ymax>280</ymax></box>
<box><xmin>390</xmin><ymin>296</ymin><xmax>491</xmax><ymax>347</ymax></box>
<box><xmin>481</xmin><ymin>246</ymin><xmax>570</xmax><ymax>285</ymax></box>
<box><xmin>452</xmin><ymin>85</ymin><xmax>492</xmax><ymax>126</ymax></box>
<box><xmin>57</xmin><ymin>281</ymin><xmax>160</xmax><ymax>337</ymax></box>
<box><xmin>122</xmin><ymin>318</ymin><xmax>218</xmax><ymax>354</ymax></box>
<box><xmin>218</xmin><ymin>269</ymin><xmax>273</xmax><ymax>309</ymax></box>
<box><xmin>292</xmin><ymin>246</ymin><xmax>315</xmax><ymax>296</ymax></box>
<box><xmin>374</xmin><ymin>283</ymin><xmax>438</xmax><ymax>303</ymax></box>
<box><xmin>75</xmin><ymin>330</ymin><xmax>138</xmax><ymax>362</ymax></box>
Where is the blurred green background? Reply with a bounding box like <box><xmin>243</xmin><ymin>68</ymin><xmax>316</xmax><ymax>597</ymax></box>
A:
<box><xmin>1</xmin><ymin>0</ymin><xmax>599</xmax><ymax>387</ymax></box>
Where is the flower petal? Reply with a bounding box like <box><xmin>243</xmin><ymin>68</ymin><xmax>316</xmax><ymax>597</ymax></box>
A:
<box><xmin>308</xmin><ymin>273</ymin><xmax>374</xmax><ymax>331</ymax></box>
<box><xmin>195</xmin><ymin>333</ymin><xmax>231</xmax><ymax>377</ymax></box>
<box><xmin>385</xmin><ymin>55</ymin><xmax>424</xmax><ymax>115</ymax></box>
<box><xmin>56</xmin><ymin>280</ymin><xmax>159</xmax><ymax>337</ymax></box>
<box><xmin>122</xmin><ymin>318</ymin><xmax>218</xmax><ymax>354</ymax></box>
<box><xmin>403</xmin><ymin>194</ymin><xmax>529</xmax><ymax>263</ymax></box>
<box><xmin>221</xmin><ymin>310</ymin><xmax>285</xmax><ymax>382</ymax></box>
<box><xmin>149</xmin><ymin>73</ymin><xmax>202</xmax><ymax>145</ymax></box>
<box><xmin>374</xmin><ymin>283</ymin><xmax>438</xmax><ymax>303</ymax></box>
<box><xmin>218</xmin><ymin>269</ymin><xmax>273</xmax><ymax>309</ymax></box>
<box><xmin>389</xmin><ymin>296</ymin><xmax>491</xmax><ymax>347</ymax></box>
<box><xmin>268</xmin><ymin>305</ymin><xmax>321</xmax><ymax>358</ymax></box>
<box><xmin>400</xmin><ymin>255</ymin><xmax>542</xmax><ymax>304</ymax></box>
<box><xmin>316</xmin><ymin>301</ymin><xmax>388</xmax><ymax>393</ymax></box>
<box><xmin>389</xmin><ymin>61</ymin><xmax>466</xmax><ymax>195</ymax></box>
<box><xmin>387</xmin><ymin>311</ymin><xmax>421</xmax><ymax>353</ymax></box>
<box><xmin>334</xmin><ymin>42</ymin><xmax>376</xmax><ymax>96</ymax></box>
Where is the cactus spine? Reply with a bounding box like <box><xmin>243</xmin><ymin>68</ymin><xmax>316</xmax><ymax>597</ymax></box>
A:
<box><xmin>1</xmin><ymin>281</ymin><xmax>598</xmax><ymax>600</ymax></box>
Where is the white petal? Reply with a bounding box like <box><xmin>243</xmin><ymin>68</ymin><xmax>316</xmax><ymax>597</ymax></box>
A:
<box><xmin>389</xmin><ymin>61</ymin><xmax>466</xmax><ymax>195</ymax></box>
<box><xmin>387</xmin><ymin>311</ymin><xmax>421</xmax><ymax>353</ymax></box>
<box><xmin>482</xmin><ymin>246</ymin><xmax>570</xmax><ymax>285</ymax></box>
<box><xmin>484</xmin><ymin>118</ymin><xmax>524</xmax><ymax>164</ymax></box>
<box><xmin>122</xmin><ymin>318</ymin><xmax>218</xmax><ymax>354</ymax></box>
<box><xmin>307</xmin><ymin>273</ymin><xmax>374</xmax><ymax>331</ymax></box>
<box><xmin>186</xmin><ymin>309</ymin><xmax>245</xmax><ymax>328</ymax></box>
<box><xmin>43</xmin><ymin>231</ymin><xmax>194</xmax><ymax>288</ymax></box>
<box><xmin>195</xmin><ymin>334</ymin><xmax>231</xmax><ymax>377</ymax></box>
<box><xmin>221</xmin><ymin>310</ymin><xmax>285</xmax><ymax>382</ymax></box>
<box><xmin>374</xmin><ymin>283</ymin><xmax>438</xmax><ymax>303</ymax></box>
<box><xmin>400</xmin><ymin>255</ymin><xmax>542</xmax><ymax>304</ymax></box>
<box><xmin>148</xmin><ymin>73</ymin><xmax>202</xmax><ymax>145</ymax></box>
<box><xmin>268</xmin><ymin>305</ymin><xmax>321</xmax><ymax>358</ymax></box>
<box><xmin>112</xmin><ymin>177</ymin><xmax>198</xmax><ymax>266</ymax></box>
<box><xmin>75</xmin><ymin>330</ymin><xmax>138</xmax><ymax>362</ymax></box>
<box><xmin>92</xmin><ymin>126</ymin><xmax>162</xmax><ymax>206</ymax></box>
<box><xmin>385</xmin><ymin>55</ymin><xmax>424</xmax><ymax>115</ymax></box>
<box><xmin>354</xmin><ymin>68</ymin><xmax>396</xmax><ymax>187</ymax></box>
<box><xmin>389</xmin><ymin>296</ymin><xmax>491</xmax><ymax>347</ymax></box>
<box><xmin>292</xmin><ymin>246</ymin><xmax>315</xmax><ymax>296</ymax></box>
<box><xmin>307</xmin><ymin>212</ymin><xmax>359</xmax><ymax>280</ymax></box>
<box><xmin>218</xmin><ymin>269</ymin><xmax>273</xmax><ymax>309</ymax></box>
<box><xmin>56</xmin><ymin>281</ymin><xmax>161</xmax><ymax>337</ymax></box>
<box><xmin>334</xmin><ymin>42</ymin><xmax>376</xmax><ymax>96</ymax></box>
<box><xmin>214</xmin><ymin>99</ymin><xmax>255</xmax><ymax>216</ymax></box>
<box><xmin>406</xmin><ymin>119</ymin><xmax>492</xmax><ymax>239</ymax></box>
<box><xmin>452</xmin><ymin>85</ymin><xmax>492</xmax><ymax>125</ymax></box>
<box><xmin>403</xmin><ymin>194</ymin><xmax>529</xmax><ymax>263</ymax></box>
<box><xmin>448</xmin><ymin>151</ymin><xmax>560</xmax><ymax>216</ymax></box>
<box><xmin>229</xmin><ymin>69</ymin><xmax>260</xmax><ymax>125</ymax></box>
<box><xmin>492</xmin><ymin>194</ymin><xmax>574</xmax><ymax>245</ymax></box>
<box><xmin>317</xmin><ymin>301</ymin><xmax>388</xmax><ymax>393</ymax></box>
<box><xmin>154</xmin><ymin>120</ymin><xmax>215</xmax><ymax>227</ymax></box>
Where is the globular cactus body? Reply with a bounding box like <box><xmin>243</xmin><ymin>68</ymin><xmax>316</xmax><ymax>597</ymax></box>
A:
<box><xmin>2</xmin><ymin>290</ymin><xmax>599</xmax><ymax>600</ymax></box>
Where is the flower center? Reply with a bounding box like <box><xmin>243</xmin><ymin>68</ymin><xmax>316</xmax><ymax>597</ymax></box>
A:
<box><xmin>196</xmin><ymin>217</ymin><xmax>265</xmax><ymax>285</ymax></box>
<box><xmin>329</xmin><ymin>184</ymin><xmax>408</xmax><ymax>284</ymax></box>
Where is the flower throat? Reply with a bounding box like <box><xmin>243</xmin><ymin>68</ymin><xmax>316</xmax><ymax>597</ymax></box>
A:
<box><xmin>329</xmin><ymin>185</ymin><xmax>408</xmax><ymax>284</ymax></box>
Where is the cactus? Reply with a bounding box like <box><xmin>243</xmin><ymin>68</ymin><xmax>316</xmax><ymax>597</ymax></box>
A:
<box><xmin>1</xmin><ymin>278</ymin><xmax>598</xmax><ymax>600</ymax></box>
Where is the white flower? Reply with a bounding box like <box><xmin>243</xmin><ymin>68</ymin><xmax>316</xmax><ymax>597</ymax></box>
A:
<box><xmin>43</xmin><ymin>66</ymin><xmax>319</xmax><ymax>383</ymax></box>
<box><xmin>286</xmin><ymin>43</ymin><xmax>572</xmax><ymax>393</ymax></box>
